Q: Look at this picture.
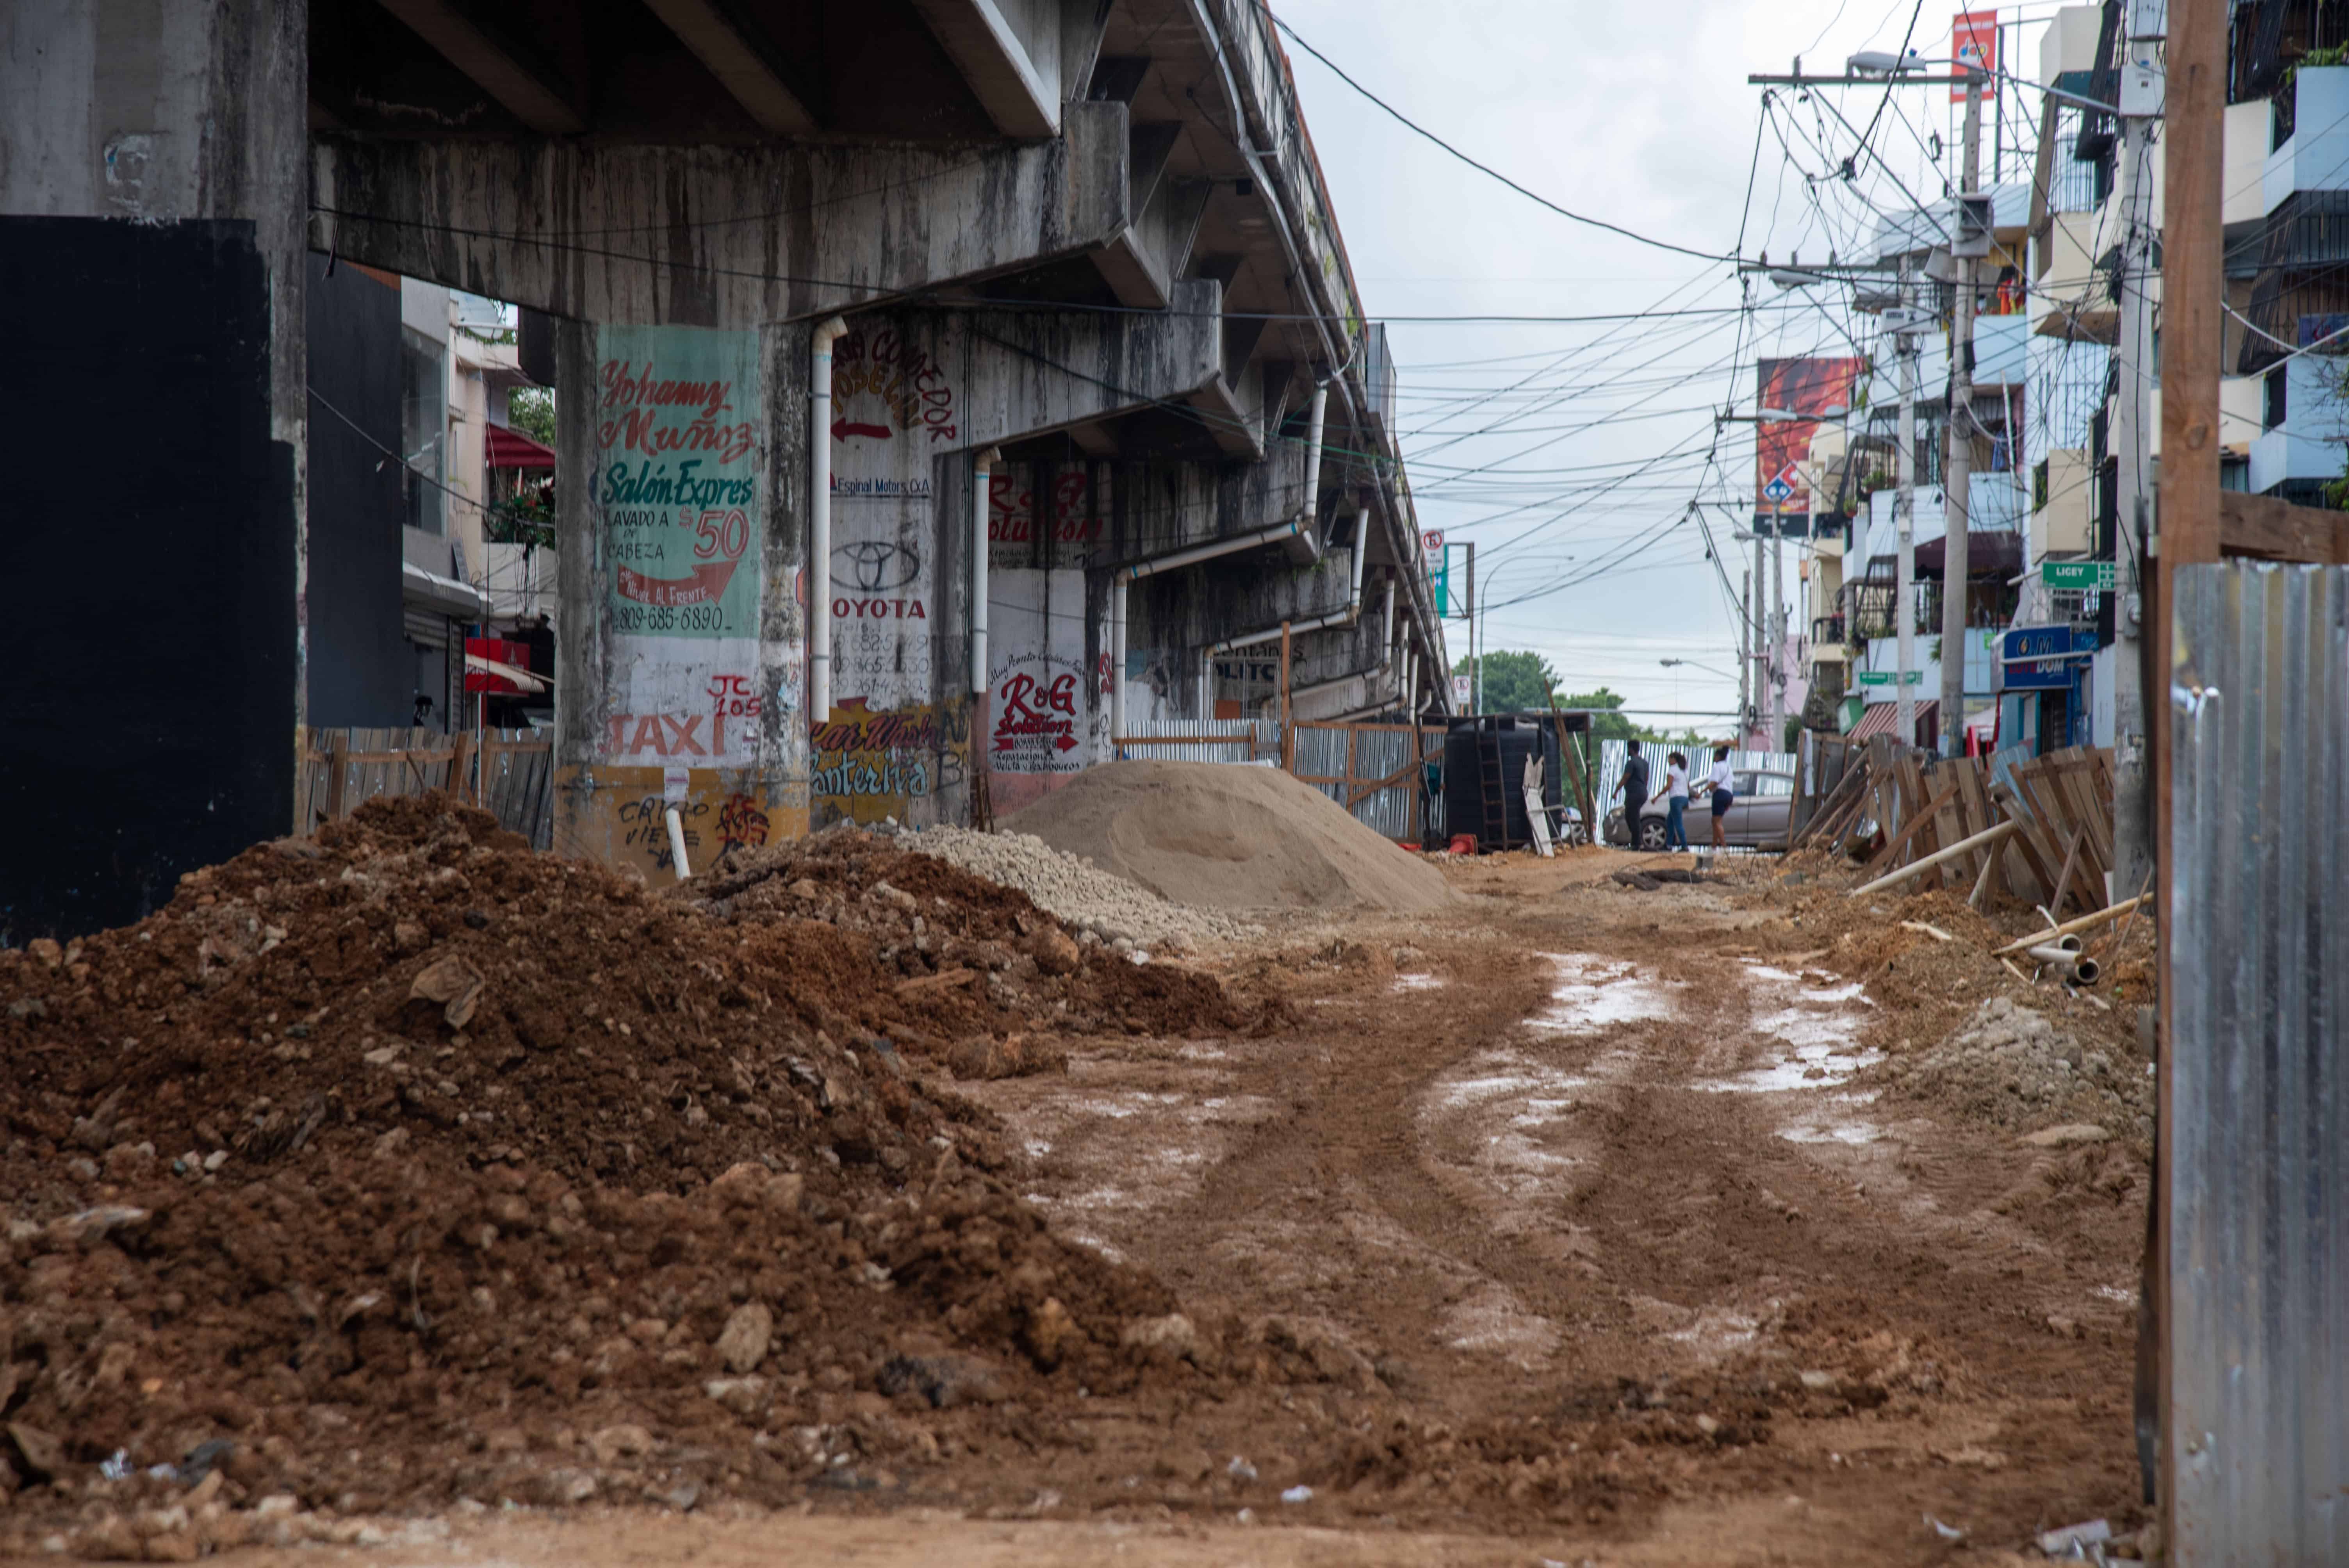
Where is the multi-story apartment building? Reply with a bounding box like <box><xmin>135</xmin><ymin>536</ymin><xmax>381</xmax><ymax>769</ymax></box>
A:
<box><xmin>1800</xmin><ymin>187</ymin><xmax>2033</xmax><ymax>752</ymax></box>
<box><xmin>1806</xmin><ymin>1</ymin><xmax>2349</xmax><ymax>755</ymax></box>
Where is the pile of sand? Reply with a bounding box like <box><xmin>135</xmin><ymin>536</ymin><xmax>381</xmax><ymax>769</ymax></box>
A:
<box><xmin>999</xmin><ymin>761</ymin><xmax>1454</xmax><ymax>914</ymax></box>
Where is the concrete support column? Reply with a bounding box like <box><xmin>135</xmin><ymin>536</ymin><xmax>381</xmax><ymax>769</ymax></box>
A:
<box><xmin>0</xmin><ymin>0</ymin><xmax>307</xmax><ymax>937</ymax></box>
<box><xmin>552</xmin><ymin>320</ymin><xmax>812</xmax><ymax>880</ymax></box>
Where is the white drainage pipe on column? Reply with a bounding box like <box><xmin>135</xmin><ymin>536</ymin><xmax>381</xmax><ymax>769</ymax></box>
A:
<box><xmin>1300</xmin><ymin>381</ymin><xmax>1328</xmax><ymax>534</ymax></box>
<box><xmin>809</xmin><ymin>316</ymin><xmax>849</xmax><ymax>725</ymax></box>
<box><xmin>1201</xmin><ymin>507</ymin><xmax>1371</xmax><ymax>656</ymax></box>
<box><xmin>1346</xmin><ymin>503</ymin><xmax>1367</xmax><ymax>606</ymax></box>
<box><xmin>1381</xmin><ymin>576</ymin><xmax>1397</xmax><ymax>667</ymax></box>
<box><xmin>1109</xmin><ymin>516</ymin><xmax>1310</xmax><ymax>745</ymax></box>
<box><xmin>970</xmin><ymin>447</ymin><xmax>999</xmax><ymax>698</ymax></box>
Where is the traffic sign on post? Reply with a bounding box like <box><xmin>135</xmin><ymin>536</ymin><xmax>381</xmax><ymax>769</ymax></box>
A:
<box><xmin>1856</xmin><ymin>669</ymin><xmax>1925</xmax><ymax>686</ymax></box>
<box><xmin>2041</xmin><ymin>559</ymin><xmax>2116</xmax><ymax>591</ymax></box>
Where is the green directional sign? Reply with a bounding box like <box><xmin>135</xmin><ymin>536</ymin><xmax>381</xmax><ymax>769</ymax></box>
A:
<box><xmin>1856</xmin><ymin>669</ymin><xmax>1925</xmax><ymax>687</ymax></box>
<box><xmin>2041</xmin><ymin>559</ymin><xmax>2115</xmax><ymax>591</ymax></box>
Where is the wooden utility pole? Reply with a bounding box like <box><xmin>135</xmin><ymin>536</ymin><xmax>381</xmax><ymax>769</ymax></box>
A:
<box><xmin>2155</xmin><ymin>0</ymin><xmax>2224</xmax><ymax>1545</ymax></box>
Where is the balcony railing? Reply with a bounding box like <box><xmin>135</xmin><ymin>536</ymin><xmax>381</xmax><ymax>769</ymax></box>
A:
<box><xmin>1811</xmin><ymin>614</ymin><xmax>1847</xmax><ymax>646</ymax></box>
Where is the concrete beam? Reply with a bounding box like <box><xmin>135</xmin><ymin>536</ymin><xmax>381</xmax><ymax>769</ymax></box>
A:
<box><xmin>311</xmin><ymin>100</ymin><xmax>1132</xmax><ymax>326</ymax></box>
<box><xmin>640</xmin><ymin>0</ymin><xmax>818</xmax><ymax>136</ymax></box>
<box><xmin>894</xmin><ymin>276</ymin><xmax>1226</xmax><ymax>449</ymax></box>
<box><xmin>1186</xmin><ymin>374</ymin><xmax>1265</xmax><ymax>458</ymax></box>
<box><xmin>1089</xmin><ymin>121</ymin><xmax>1209</xmax><ymax>308</ymax></box>
<box><xmin>908</xmin><ymin>0</ymin><xmax>1062</xmax><ymax>138</ymax></box>
<box><xmin>374</xmin><ymin>0</ymin><xmax>585</xmax><ymax>135</ymax></box>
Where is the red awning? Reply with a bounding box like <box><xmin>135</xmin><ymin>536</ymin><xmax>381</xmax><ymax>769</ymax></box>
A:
<box><xmin>1849</xmin><ymin>698</ymin><xmax>1937</xmax><ymax>743</ymax></box>
<box><xmin>487</xmin><ymin>423</ymin><xmax>556</xmax><ymax>470</ymax></box>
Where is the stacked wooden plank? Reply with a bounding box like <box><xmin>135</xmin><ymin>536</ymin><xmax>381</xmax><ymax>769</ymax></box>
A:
<box><xmin>1801</xmin><ymin>739</ymin><xmax>2118</xmax><ymax>913</ymax></box>
<box><xmin>1996</xmin><ymin>746</ymin><xmax>2121</xmax><ymax>916</ymax></box>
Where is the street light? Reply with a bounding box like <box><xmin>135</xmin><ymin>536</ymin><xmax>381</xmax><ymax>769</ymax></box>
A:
<box><xmin>1846</xmin><ymin>50</ymin><xmax>2119</xmax><ymax>114</ymax></box>
<box><xmin>1660</xmin><ymin>658</ymin><xmax>1737</xmax><ymax>682</ymax></box>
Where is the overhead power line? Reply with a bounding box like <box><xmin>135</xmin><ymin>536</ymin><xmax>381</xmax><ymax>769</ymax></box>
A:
<box><xmin>1264</xmin><ymin>9</ymin><xmax>1739</xmax><ymax>265</ymax></box>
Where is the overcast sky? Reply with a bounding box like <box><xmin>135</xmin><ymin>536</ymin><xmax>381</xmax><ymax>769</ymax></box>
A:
<box><xmin>1274</xmin><ymin>0</ymin><xmax>2078</xmax><ymax>731</ymax></box>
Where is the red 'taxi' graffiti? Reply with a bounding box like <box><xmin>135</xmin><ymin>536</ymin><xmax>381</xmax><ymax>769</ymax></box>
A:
<box><xmin>994</xmin><ymin>672</ymin><xmax>1079</xmax><ymax>754</ymax></box>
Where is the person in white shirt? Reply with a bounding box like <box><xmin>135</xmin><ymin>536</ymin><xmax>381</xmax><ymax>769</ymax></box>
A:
<box><xmin>1663</xmin><ymin>751</ymin><xmax>1691</xmax><ymax>850</ymax></box>
<box><xmin>1704</xmin><ymin>744</ymin><xmax>1736</xmax><ymax>850</ymax></box>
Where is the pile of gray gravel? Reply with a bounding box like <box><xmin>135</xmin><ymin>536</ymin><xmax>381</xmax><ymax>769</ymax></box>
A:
<box><xmin>897</xmin><ymin>823</ymin><xmax>1259</xmax><ymax>953</ymax></box>
<box><xmin>1877</xmin><ymin>994</ymin><xmax>2152</xmax><ymax>1140</ymax></box>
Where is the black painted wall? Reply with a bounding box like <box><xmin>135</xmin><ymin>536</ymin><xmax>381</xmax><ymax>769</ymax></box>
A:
<box><xmin>304</xmin><ymin>255</ymin><xmax>411</xmax><ymax>727</ymax></box>
<box><xmin>0</xmin><ymin>218</ymin><xmax>296</xmax><ymax>942</ymax></box>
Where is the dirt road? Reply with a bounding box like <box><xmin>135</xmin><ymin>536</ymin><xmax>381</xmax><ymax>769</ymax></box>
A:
<box><xmin>72</xmin><ymin>849</ymin><xmax>2149</xmax><ymax>1565</ymax></box>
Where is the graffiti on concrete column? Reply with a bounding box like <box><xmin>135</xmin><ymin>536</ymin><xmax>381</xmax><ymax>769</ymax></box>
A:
<box><xmin>829</xmin><ymin>326</ymin><xmax>951</xmax><ymax>716</ymax></box>
<box><xmin>988</xmin><ymin>465</ymin><xmax>1105</xmax><ymax>569</ymax></box>
<box><xmin>810</xmin><ymin>696</ymin><xmax>971</xmax><ymax>826</ymax></box>
<box><xmin>986</xmin><ymin>563</ymin><xmax>1103</xmax><ymax>784</ymax></box>
<box><xmin>595</xmin><ymin>336</ymin><xmax>762</xmax><ymax>640</ymax></box>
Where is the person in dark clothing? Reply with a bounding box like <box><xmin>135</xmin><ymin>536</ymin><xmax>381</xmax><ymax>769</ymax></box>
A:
<box><xmin>1612</xmin><ymin>739</ymin><xmax>1651</xmax><ymax>847</ymax></box>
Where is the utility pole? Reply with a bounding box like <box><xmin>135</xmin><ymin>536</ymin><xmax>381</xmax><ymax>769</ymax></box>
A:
<box><xmin>1771</xmin><ymin>524</ymin><xmax>1786</xmax><ymax>750</ymax></box>
<box><xmin>1464</xmin><ymin>540</ymin><xmax>1478</xmax><ymax>714</ymax></box>
<box><xmin>1896</xmin><ymin>257</ymin><xmax>1921</xmax><ymax>748</ymax></box>
<box><xmin>1939</xmin><ymin>66</ymin><xmax>1984</xmax><ymax>757</ymax></box>
<box><xmin>2109</xmin><ymin>3</ymin><xmax>2163</xmax><ymax>903</ymax></box>
<box><xmin>1739</xmin><ymin>563</ymin><xmax>1753</xmax><ymax>738</ymax></box>
<box><xmin>1753</xmin><ymin>531</ymin><xmax>1769</xmax><ymax>745</ymax></box>
<box><xmin>2153</xmin><ymin>0</ymin><xmax>2224</xmax><ymax>1542</ymax></box>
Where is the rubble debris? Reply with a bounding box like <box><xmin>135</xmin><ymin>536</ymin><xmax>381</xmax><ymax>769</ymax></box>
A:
<box><xmin>689</xmin><ymin>823</ymin><xmax>1279</xmax><ymax>1053</ymax></box>
<box><xmin>0</xmin><ymin>796</ymin><xmax>1294</xmax><ymax>1541</ymax></box>
<box><xmin>1871</xmin><ymin>996</ymin><xmax>2152</xmax><ymax>1139</ymax></box>
<box><xmin>904</xmin><ymin>824</ymin><xmax>1256</xmax><ymax>952</ymax></box>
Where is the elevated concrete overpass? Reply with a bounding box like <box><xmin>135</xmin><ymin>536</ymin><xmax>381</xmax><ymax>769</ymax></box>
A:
<box><xmin>0</xmin><ymin>0</ymin><xmax>1449</xmax><ymax>918</ymax></box>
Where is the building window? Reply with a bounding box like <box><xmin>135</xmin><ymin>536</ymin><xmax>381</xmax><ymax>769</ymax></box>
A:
<box><xmin>2264</xmin><ymin>364</ymin><xmax>2288</xmax><ymax>432</ymax></box>
<box><xmin>402</xmin><ymin>326</ymin><xmax>447</xmax><ymax>535</ymax></box>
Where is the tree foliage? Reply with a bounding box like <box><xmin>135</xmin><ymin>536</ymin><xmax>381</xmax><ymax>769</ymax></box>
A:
<box><xmin>1451</xmin><ymin>649</ymin><xmax>1560</xmax><ymax>713</ymax></box>
<box><xmin>508</xmin><ymin>386</ymin><xmax>556</xmax><ymax>449</ymax></box>
<box><xmin>1552</xmin><ymin>686</ymin><xmax>1643</xmax><ymax>742</ymax></box>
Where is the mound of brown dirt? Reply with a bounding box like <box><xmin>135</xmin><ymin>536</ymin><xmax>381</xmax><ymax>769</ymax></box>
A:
<box><xmin>684</xmin><ymin>826</ymin><xmax>1279</xmax><ymax>1050</ymax></box>
<box><xmin>999</xmin><ymin>761</ymin><xmax>1455</xmax><ymax>914</ymax></box>
<box><xmin>0</xmin><ymin>798</ymin><xmax>1300</xmax><ymax>1552</ymax></box>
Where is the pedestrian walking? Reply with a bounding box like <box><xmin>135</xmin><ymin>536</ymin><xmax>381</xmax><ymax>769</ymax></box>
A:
<box><xmin>1704</xmin><ymin>744</ymin><xmax>1736</xmax><ymax>851</ymax></box>
<box><xmin>1663</xmin><ymin>750</ymin><xmax>1691</xmax><ymax>851</ymax></box>
<box><xmin>1612</xmin><ymin>740</ymin><xmax>1650</xmax><ymax>848</ymax></box>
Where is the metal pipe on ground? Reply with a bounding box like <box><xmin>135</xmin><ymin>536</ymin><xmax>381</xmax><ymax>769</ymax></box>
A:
<box><xmin>1846</xmin><ymin>818</ymin><xmax>2019</xmax><ymax>898</ymax></box>
<box><xmin>2028</xmin><ymin>944</ymin><xmax>2101</xmax><ymax>984</ymax></box>
<box><xmin>1992</xmin><ymin>891</ymin><xmax>2154</xmax><ymax>955</ymax></box>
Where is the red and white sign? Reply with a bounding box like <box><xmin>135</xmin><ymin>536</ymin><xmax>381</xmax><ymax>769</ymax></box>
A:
<box><xmin>1421</xmin><ymin>529</ymin><xmax>1444</xmax><ymax>553</ymax></box>
<box><xmin>1952</xmin><ymin>11</ymin><xmax>1998</xmax><ymax>102</ymax></box>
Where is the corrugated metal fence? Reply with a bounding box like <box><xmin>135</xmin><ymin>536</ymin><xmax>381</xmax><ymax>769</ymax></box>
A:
<box><xmin>1112</xmin><ymin>718</ymin><xmax>1278</xmax><ymax>766</ymax></box>
<box><xmin>2167</xmin><ymin>563</ymin><xmax>2349</xmax><ymax>1564</ymax></box>
<box><xmin>1292</xmin><ymin>722</ymin><xmax>1447</xmax><ymax>843</ymax></box>
<box><xmin>1116</xmin><ymin>716</ymin><xmax>1448</xmax><ymax>842</ymax></box>
<box><xmin>298</xmin><ymin>726</ymin><xmax>554</xmax><ymax>850</ymax></box>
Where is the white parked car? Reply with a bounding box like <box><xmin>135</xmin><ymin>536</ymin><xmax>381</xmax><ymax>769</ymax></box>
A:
<box><xmin>1605</xmin><ymin>768</ymin><xmax>1795</xmax><ymax>851</ymax></box>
